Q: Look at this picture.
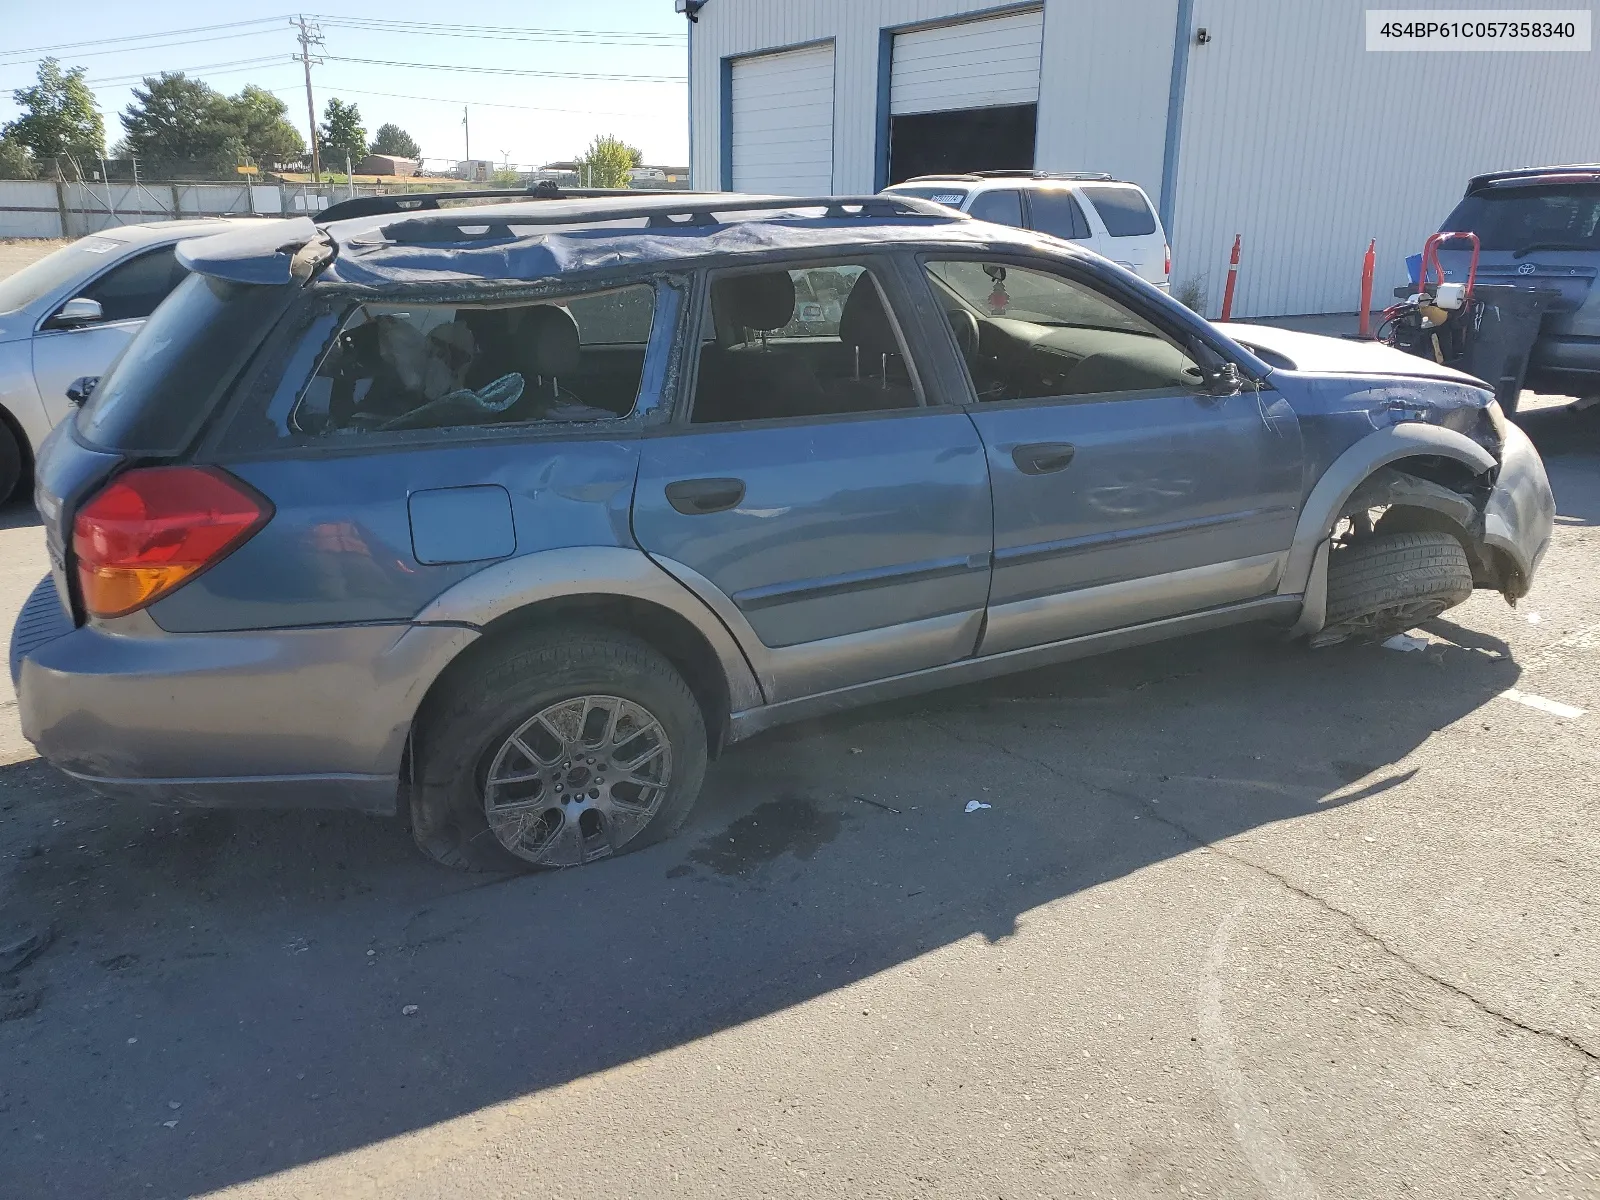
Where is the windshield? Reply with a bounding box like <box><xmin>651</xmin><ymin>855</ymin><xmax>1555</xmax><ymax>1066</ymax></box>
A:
<box><xmin>884</xmin><ymin>185</ymin><xmax>970</xmax><ymax>207</ymax></box>
<box><xmin>77</xmin><ymin>272</ymin><xmax>288</xmax><ymax>454</ymax></box>
<box><xmin>1442</xmin><ymin>182</ymin><xmax>1600</xmax><ymax>253</ymax></box>
<box><xmin>0</xmin><ymin>236</ymin><xmax>128</xmax><ymax>315</ymax></box>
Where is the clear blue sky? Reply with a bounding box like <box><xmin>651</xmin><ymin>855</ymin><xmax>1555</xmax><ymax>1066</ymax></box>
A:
<box><xmin>0</xmin><ymin>1</ymin><xmax>690</xmax><ymax>169</ymax></box>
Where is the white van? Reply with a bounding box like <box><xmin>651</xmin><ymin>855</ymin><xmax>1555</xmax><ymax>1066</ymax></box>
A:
<box><xmin>882</xmin><ymin>171</ymin><xmax>1170</xmax><ymax>290</ymax></box>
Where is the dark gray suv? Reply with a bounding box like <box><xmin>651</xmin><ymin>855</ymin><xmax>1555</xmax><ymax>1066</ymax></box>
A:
<box><xmin>1435</xmin><ymin>164</ymin><xmax>1600</xmax><ymax>401</ymax></box>
<box><xmin>10</xmin><ymin>191</ymin><xmax>1554</xmax><ymax>872</ymax></box>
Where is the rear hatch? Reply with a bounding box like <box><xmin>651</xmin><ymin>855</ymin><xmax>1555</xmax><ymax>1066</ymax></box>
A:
<box><xmin>1434</xmin><ymin>176</ymin><xmax>1600</xmax><ymax>333</ymax></box>
<box><xmin>35</xmin><ymin>227</ymin><xmax>314</xmax><ymax>620</ymax></box>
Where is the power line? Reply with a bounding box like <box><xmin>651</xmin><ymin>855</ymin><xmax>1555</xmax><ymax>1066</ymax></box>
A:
<box><xmin>309</xmin><ymin>16</ymin><xmax>683</xmax><ymax>44</ymax></box>
<box><xmin>315</xmin><ymin>22</ymin><xmax>683</xmax><ymax>49</ymax></box>
<box><xmin>1</xmin><ymin>27</ymin><xmax>285</xmax><ymax>66</ymax></box>
<box><xmin>0</xmin><ymin>16</ymin><xmax>292</xmax><ymax>62</ymax></box>
<box><xmin>322</xmin><ymin>56</ymin><xmax>686</xmax><ymax>84</ymax></box>
<box><xmin>269</xmin><ymin>82</ymin><xmax>644</xmax><ymax>119</ymax></box>
<box><xmin>83</xmin><ymin>55</ymin><xmax>296</xmax><ymax>88</ymax></box>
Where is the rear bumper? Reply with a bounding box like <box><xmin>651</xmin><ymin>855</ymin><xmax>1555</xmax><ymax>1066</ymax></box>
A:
<box><xmin>1482</xmin><ymin>422</ymin><xmax>1555</xmax><ymax>595</ymax></box>
<box><xmin>14</xmin><ymin>586</ymin><xmax>476</xmax><ymax>814</ymax></box>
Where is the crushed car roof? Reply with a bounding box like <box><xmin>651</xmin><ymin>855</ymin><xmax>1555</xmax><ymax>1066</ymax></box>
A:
<box><xmin>175</xmin><ymin>194</ymin><xmax>1075</xmax><ymax>290</ymax></box>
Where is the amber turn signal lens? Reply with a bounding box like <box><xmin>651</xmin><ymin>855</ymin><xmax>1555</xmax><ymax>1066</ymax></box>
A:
<box><xmin>72</xmin><ymin>467</ymin><xmax>271</xmax><ymax>619</ymax></box>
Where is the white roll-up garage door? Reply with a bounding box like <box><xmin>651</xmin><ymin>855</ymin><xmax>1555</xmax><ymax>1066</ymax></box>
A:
<box><xmin>890</xmin><ymin>8</ymin><xmax>1044</xmax><ymax>116</ymax></box>
<box><xmin>729</xmin><ymin>42</ymin><xmax>835</xmax><ymax>195</ymax></box>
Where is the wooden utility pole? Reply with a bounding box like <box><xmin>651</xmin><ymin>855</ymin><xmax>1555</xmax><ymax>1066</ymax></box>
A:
<box><xmin>462</xmin><ymin>106</ymin><xmax>470</xmax><ymax>176</ymax></box>
<box><xmin>296</xmin><ymin>16</ymin><xmax>323</xmax><ymax>183</ymax></box>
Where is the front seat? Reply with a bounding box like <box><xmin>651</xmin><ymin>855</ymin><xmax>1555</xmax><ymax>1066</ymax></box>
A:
<box><xmin>696</xmin><ymin>271</ymin><xmax>824</xmax><ymax>421</ymax></box>
<box><xmin>832</xmin><ymin>277</ymin><xmax>917</xmax><ymax>410</ymax></box>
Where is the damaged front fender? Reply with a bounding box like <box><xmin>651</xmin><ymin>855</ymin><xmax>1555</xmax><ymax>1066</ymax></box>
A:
<box><xmin>1280</xmin><ymin>419</ymin><xmax>1556</xmax><ymax>636</ymax></box>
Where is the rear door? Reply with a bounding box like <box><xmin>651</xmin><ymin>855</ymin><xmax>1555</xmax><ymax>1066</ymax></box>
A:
<box><xmin>916</xmin><ymin>255</ymin><xmax>1302</xmax><ymax>655</ymax></box>
<box><xmin>1024</xmin><ymin>187</ymin><xmax>1094</xmax><ymax>248</ymax></box>
<box><xmin>966</xmin><ymin>188</ymin><xmax>1026</xmax><ymax>230</ymax></box>
<box><xmin>31</xmin><ymin>243</ymin><xmax>187</xmax><ymax>423</ymax></box>
<box><xmin>631</xmin><ymin>257</ymin><xmax>992</xmax><ymax>703</ymax></box>
<box><xmin>1077</xmin><ymin>185</ymin><xmax>1166</xmax><ymax>285</ymax></box>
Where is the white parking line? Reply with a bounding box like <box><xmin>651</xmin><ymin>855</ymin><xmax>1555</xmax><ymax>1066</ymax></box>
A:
<box><xmin>1498</xmin><ymin>689</ymin><xmax>1585</xmax><ymax>720</ymax></box>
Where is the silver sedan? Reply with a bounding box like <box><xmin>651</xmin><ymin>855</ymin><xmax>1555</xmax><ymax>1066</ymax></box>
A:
<box><xmin>0</xmin><ymin>218</ymin><xmax>269</xmax><ymax>500</ymax></box>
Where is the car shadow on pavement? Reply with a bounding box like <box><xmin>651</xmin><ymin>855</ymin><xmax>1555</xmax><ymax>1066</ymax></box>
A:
<box><xmin>0</xmin><ymin>615</ymin><xmax>1524</xmax><ymax>1198</ymax></box>
<box><xmin>0</xmin><ymin>497</ymin><xmax>41</xmax><ymax>531</ymax></box>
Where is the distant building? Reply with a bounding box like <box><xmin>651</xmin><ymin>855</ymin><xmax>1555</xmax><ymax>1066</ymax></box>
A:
<box><xmin>357</xmin><ymin>154</ymin><xmax>418</xmax><ymax>177</ymax></box>
<box><xmin>456</xmin><ymin>159</ymin><xmax>494</xmax><ymax>182</ymax></box>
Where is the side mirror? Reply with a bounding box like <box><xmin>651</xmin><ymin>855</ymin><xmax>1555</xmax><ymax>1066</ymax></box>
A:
<box><xmin>65</xmin><ymin>376</ymin><xmax>99</xmax><ymax>407</ymax></box>
<box><xmin>1186</xmin><ymin>336</ymin><xmax>1243</xmax><ymax>396</ymax></box>
<box><xmin>52</xmin><ymin>297</ymin><xmax>104</xmax><ymax>328</ymax></box>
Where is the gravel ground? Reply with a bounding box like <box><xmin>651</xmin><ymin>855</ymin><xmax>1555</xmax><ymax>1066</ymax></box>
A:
<box><xmin>0</xmin><ymin>238</ymin><xmax>70</xmax><ymax>279</ymax></box>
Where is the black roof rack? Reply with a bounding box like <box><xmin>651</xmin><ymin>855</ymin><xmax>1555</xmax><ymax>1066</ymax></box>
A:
<box><xmin>317</xmin><ymin>182</ymin><xmax>649</xmax><ymax>224</ymax></box>
<box><xmin>901</xmin><ymin>170</ymin><xmax>1118</xmax><ymax>184</ymax></box>
<box><xmin>376</xmin><ymin>194</ymin><xmax>957</xmax><ymax>245</ymax></box>
<box><xmin>1466</xmin><ymin>164</ymin><xmax>1600</xmax><ymax>192</ymax></box>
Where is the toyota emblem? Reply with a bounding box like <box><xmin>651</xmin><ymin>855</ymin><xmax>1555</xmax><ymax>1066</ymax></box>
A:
<box><xmin>1517</xmin><ymin>262</ymin><xmax>1536</xmax><ymax>275</ymax></box>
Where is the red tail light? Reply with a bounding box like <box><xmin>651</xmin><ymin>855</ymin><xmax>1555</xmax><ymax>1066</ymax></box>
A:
<box><xmin>72</xmin><ymin>467</ymin><xmax>271</xmax><ymax>618</ymax></box>
<box><xmin>1164</xmin><ymin>243</ymin><xmax>1171</xmax><ymax>280</ymax></box>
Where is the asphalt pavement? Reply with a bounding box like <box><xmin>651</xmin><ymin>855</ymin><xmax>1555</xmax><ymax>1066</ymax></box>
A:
<box><xmin>0</xmin><ymin>400</ymin><xmax>1597</xmax><ymax>1200</ymax></box>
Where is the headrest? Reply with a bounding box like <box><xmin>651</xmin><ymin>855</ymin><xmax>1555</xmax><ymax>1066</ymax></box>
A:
<box><xmin>839</xmin><ymin>276</ymin><xmax>899</xmax><ymax>355</ymax></box>
<box><xmin>713</xmin><ymin>271</ymin><xmax>796</xmax><ymax>334</ymax></box>
<box><xmin>514</xmin><ymin>305</ymin><xmax>581</xmax><ymax>377</ymax></box>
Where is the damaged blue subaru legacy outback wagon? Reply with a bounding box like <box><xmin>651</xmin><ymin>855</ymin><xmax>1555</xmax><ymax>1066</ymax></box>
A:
<box><xmin>11</xmin><ymin>191</ymin><xmax>1554</xmax><ymax>871</ymax></box>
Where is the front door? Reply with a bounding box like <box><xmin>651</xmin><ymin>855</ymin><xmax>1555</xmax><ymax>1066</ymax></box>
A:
<box><xmin>632</xmin><ymin>259</ymin><xmax>993</xmax><ymax>703</ymax></box>
<box><xmin>918</xmin><ymin>256</ymin><xmax>1303</xmax><ymax>655</ymax></box>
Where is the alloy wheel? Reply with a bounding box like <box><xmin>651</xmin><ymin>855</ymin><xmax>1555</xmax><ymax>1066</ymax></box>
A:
<box><xmin>483</xmin><ymin>695</ymin><xmax>673</xmax><ymax>867</ymax></box>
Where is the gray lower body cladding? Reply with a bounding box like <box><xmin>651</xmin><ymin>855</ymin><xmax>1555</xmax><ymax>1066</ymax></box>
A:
<box><xmin>17</xmin><ymin>601</ymin><xmax>475</xmax><ymax>815</ymax></box>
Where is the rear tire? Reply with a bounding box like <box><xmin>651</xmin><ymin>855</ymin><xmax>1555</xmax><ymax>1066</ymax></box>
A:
<box><xmin>0</xmin><ymin>423</ymin><xmax>23</xmax><ymax>505</ymax></box>
<box><xmin>411</xmin><ymin>625</ymin><xmax>707</xmax><ymax>872</ymax></box>
<box><xmin>1317</xmin><ymin>531</ymin><xmax>1474</xmax><ymax>646</ymax></box>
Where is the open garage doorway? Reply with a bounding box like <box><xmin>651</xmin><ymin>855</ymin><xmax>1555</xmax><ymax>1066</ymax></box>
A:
<box><xmin>887</xmin><ymin>103</ymin><xmax>1036</xmax><ymax>184</ymax></box>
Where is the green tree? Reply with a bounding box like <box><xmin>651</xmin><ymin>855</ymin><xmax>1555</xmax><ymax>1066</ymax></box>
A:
<box><xmin>318</xmin><ymin>98</ymin><xmax>367</xmax><ymax>169</ymax></box>
<box><xmin>3</xmin><ymin>58</ymin><xmax>104</xmax><ymax>164</ymax></box>
<box><xmin>0</xmin><ymin>136</ymin><xmax>37</xmax><ymax>180</ymax></box>
<box><xmin>226</xmin><ymin>85</ymin><xmax>304</xmax><ymax>169</ymax></box>
<box><xmin>575</xmin><ymin>134</ymin><xmax>642</xmax><ymax>188</ymax></box>
<box><xmin>118</xmin><ymin>73</ymin><xmax>236</xmax><ymax>167</ymax></box>
<box><xmin>369</xmin><ymin>123</ymin><xmax>420</xmax><ymax>159</ymax></box>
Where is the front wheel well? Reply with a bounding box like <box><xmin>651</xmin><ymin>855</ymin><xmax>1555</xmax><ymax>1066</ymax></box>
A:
<box><xmin>414</xmin><ymin>594</ymin><xmax>733</xmax><ymax>759</ymax></box>
<box><xmin>1335</xmin><ymin>455</ymin><xmax>1519</xmax><ymax>595</ymax></box>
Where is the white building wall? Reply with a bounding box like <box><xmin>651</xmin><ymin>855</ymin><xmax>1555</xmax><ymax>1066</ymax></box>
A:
<box><xmin>690</xmin><ymin>0</ymin><xmax>1600</xmax><ymax>316</ymax></box>
<box><xmin>1169</xmin><ymin>0</ymin><xmax>1600</xmax><ymax>317</ymax></box>
<box><xmin>1033</xmin><ymin>0</ymin><xmax>1175</xmax><ymax>205</ymax></box>
<box><xmin>690</xmin><ymin>0</ymin><xmax>1175</xmax><ymax>197</ymax></box>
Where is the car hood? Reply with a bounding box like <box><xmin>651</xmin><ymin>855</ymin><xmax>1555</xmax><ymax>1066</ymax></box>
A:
<box><xmin>1215</xmin><ymin>322</ymin><xmax>1484</xmax><ymax>386</ymax></box>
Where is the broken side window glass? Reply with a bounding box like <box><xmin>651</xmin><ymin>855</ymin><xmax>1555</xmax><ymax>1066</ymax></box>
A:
<box><xmin>288</xmin><ymin>282</ymin><xmax>659</xmax><ymax>437</ymax></box>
